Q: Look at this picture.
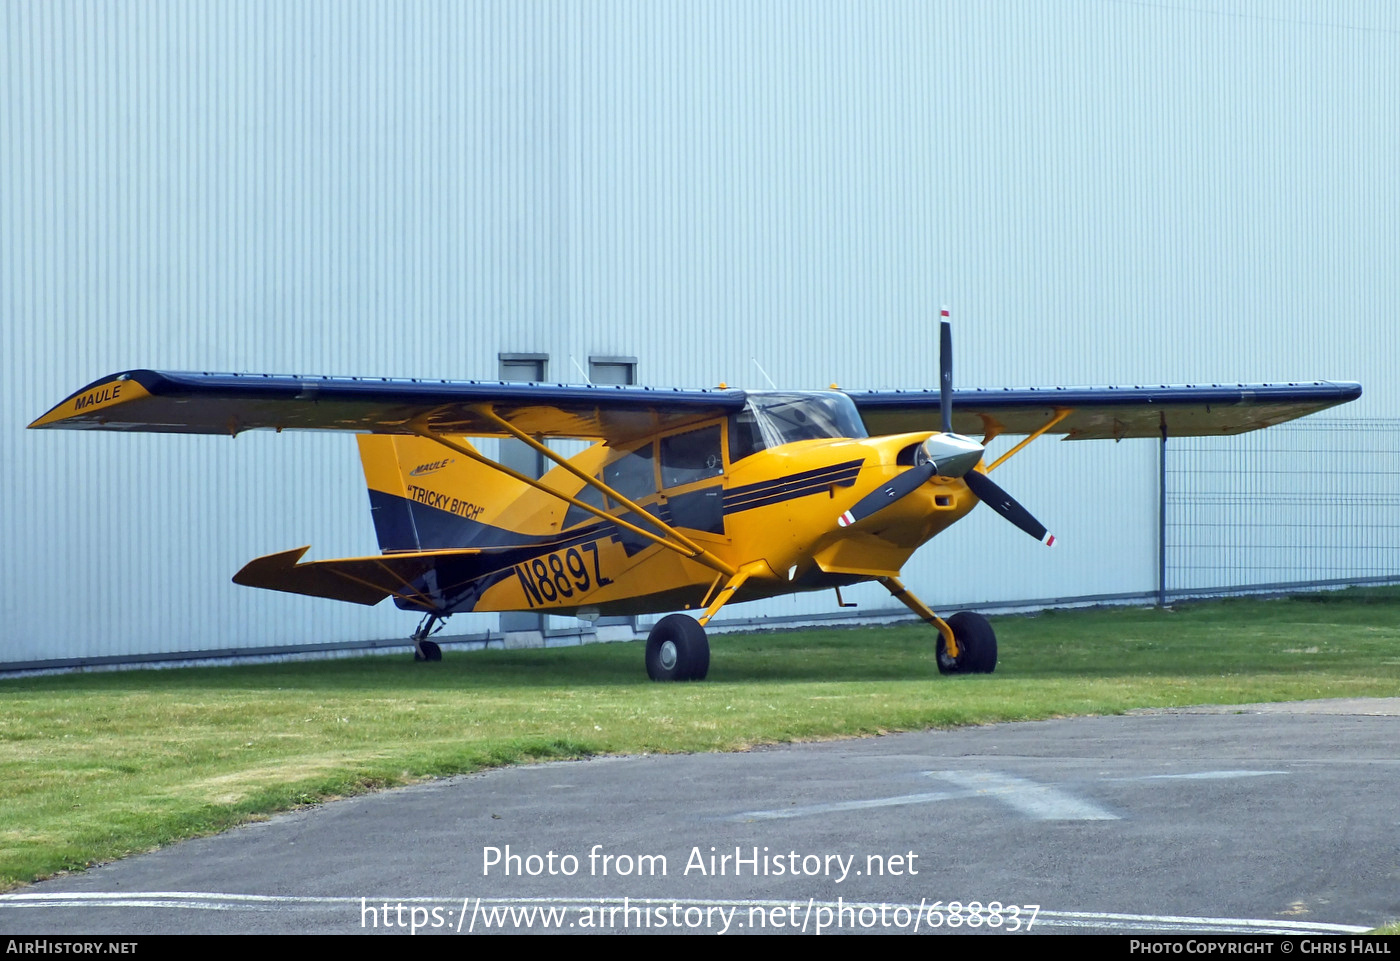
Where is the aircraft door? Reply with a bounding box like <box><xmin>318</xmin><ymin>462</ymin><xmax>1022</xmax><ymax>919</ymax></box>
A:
<box><xmin>658</xmin><ymin>424</ymin><xmax>726</xmax><ymax>537</ymax></box>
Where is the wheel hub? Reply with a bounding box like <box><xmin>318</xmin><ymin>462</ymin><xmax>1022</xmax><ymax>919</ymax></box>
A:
<box><xmin>659</xmin><ymin>640</ymin><xmax>678</xmax><ymax>671</ymax></box>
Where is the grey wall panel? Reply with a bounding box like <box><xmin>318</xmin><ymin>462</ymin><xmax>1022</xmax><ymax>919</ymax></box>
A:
<box><xmin>3</xmin><ymin>1</ymin><xmax>1395</xmax><ymax>664</ymax></box>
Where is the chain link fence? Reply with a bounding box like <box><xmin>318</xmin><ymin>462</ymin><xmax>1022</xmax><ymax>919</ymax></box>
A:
<box><xmin>1164</xmin><ymin>419</ymin><xmax>1400</xmax><ymax>600</ymax></box>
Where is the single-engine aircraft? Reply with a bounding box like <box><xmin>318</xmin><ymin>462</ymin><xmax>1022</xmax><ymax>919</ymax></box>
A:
<box><xmin>30</xmin><ymin>317</ymin><xmax>1360</xmax><ymax>680</ymax></box>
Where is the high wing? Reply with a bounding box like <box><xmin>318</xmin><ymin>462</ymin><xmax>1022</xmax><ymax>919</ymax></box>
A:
<box><xmin>848</xmin><ymin>382</ymin><xmax>1362</xmax><ymax>439</ymax></box>
<box><xmin>28</xmin><ymin>369</ymin><xmax>746</xmax><ymax>443</ymax></box>
<box><xmin>30</xmin><ymin>369</ymin><xmax>1361</xmax><ymax>441</ymax></box>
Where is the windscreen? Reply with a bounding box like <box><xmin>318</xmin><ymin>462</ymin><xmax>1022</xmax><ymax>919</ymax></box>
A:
<box><xmin>730</xmin><ymin>391</ymin><xmax>867</xmax><ymax>462</ymax></box>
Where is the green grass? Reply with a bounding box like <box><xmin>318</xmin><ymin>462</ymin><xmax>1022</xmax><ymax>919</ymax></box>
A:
<box><xmin>3</xmin><ymin>589</ymin><xmax>1400</xmax><ymax>889</ymax></box>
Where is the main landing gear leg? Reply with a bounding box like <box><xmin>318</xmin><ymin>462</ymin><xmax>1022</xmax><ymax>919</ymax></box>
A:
<box><xmin>412</xmin><ymin>612</ymin><xmax>447</xmax><ymax>662</ymax></box>
<box><xmin>878</xmin><ymin>576</ymin><xmax>997</xmax><ymax>675</ymax></box>
<box><xmin>644</xmin><ymin>562</ymin><xmax>767</xmax><ymax>682</ymax></box>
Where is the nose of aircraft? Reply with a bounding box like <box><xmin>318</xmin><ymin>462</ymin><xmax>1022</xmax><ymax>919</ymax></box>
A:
<box><xmin>834</xmin><ymin>311</ymin><xmax>1055</xmax><ymax>545</ymax></box>
<box><xmin>921</xmin><ymin>431</ymin><xmax>984</xmax><ymax>478</ymax></box>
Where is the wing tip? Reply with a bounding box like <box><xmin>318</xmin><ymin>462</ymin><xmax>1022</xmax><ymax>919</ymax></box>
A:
<box><xmin>28</xmin><ymin>373</ymin><xmax>153</xmax><ymax>430</ymax></box>
<box><xmin>232</xmin><ymin>546</ymin><xmax>313</xmax><ymax>587</ymax></box>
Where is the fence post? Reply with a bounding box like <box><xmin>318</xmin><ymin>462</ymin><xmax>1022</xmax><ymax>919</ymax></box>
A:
<box><xmin>1158</xmin><ymin>423</ymin><xmax>1168</xmax><ymax>607</ymax></box>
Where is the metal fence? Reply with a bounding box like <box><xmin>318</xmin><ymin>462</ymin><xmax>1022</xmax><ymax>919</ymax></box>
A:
<box><xmin>1164</xmin><ymin>419</ymin><xmax>1400</xmax><ymax>600</ymax></box>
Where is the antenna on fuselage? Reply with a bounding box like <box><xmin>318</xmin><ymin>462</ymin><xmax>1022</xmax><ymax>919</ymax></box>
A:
<box><xmin>569</xmin><ymin>356</ymin><xmax>592</xmax><ymax>385</ymax></box>
<box><xmin>751</xmin><ymin>358</ymin><xmax>778</xmax><ymax>390</ymax></box>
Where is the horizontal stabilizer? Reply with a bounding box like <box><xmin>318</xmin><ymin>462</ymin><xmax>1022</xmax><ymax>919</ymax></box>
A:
<box><xmin>233</xmin><ymin>545</ymin><xmax>485</xmax><ymax>610</ymax></box>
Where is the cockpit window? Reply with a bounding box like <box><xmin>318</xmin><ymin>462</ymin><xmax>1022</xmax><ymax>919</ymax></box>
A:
<box><xmin>728</xmin><ymin>392</ymin><xmax>867</xmax><ymax>463</ymax></box>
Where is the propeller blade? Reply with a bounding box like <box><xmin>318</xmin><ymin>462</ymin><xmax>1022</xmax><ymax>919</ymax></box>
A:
<box><xmin>939</xmin><ymin>309</ymin><xmax>953</xmax><ymax>434</ymax></box>
<box><xmin>837</xmin><ymin>462</ymin><xmax>936</xmax><ymax>528</ymax></box>
<box><xmin>964</xmin><ymin>469</ymin><xmax>1056</xmax><ymax>546</ymax></box>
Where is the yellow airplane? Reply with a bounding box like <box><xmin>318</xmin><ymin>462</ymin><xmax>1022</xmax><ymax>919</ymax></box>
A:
<box><xmin>30</xmin><ymin>319</ymin><xmax>1360</xmax><ymax>680</ymax></box>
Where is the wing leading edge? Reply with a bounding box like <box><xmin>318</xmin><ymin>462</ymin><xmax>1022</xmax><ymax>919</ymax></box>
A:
<box><xmin>848</xmin><ymin>382</ymin><xmax>1362</xmax><ymax>439</ymax></box>
<box><xmin>28</xmin><ymin>369</ymin><xmax>747</xmax><ymax>443</ymax></box>
<box><xmin>29</xmin><ymin>370</ymin><xmax>1361</xmax><ymax>442</ymax></box>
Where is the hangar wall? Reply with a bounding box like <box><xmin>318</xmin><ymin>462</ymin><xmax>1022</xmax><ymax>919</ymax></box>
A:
<box><xmin>3</xmin><ymin>0</ymin><xmax>1395</xmax><ymax>667</ymax></box>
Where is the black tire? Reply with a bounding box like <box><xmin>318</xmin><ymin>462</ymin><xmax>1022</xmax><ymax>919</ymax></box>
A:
<box><xmin>936</xmin><ymin>611</ymin><xmax>997</xmax><ymax>675</ymax></box>
<box><xmin>645</xmin><ymin>614</ymin><xmax>710</xmax><ymax>681</ymax></box>
<box><xmin>414</xmin><ymin>639</ymin><xmax>442</xmax><ymax>662</ymax></box>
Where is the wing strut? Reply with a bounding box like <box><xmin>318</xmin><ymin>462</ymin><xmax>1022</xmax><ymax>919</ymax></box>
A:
<box><xmin>326</xmin><ymin>559</ymin><xmax>441</xmax><ymax>611</ymax></box>
<box><xmin>983</xmin><ymin>408</ymin><xmax>1073</xmax><ymax>473</ymax></box>
<box><xmin>411</xmin><ymin>419</ymin><xmax>737</xmax><ymax>578</ymax></box>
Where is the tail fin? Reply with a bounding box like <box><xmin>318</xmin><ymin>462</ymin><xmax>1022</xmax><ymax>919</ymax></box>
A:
<box><xmin>357</xmin><ymin>434</ymin><xmax>524</xmax><ymax>552</ymax></box>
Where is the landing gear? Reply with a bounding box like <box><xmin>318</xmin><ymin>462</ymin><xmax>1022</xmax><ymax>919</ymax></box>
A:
<box><xmin>936</xmin><ymin>610</ymin><xmax>997</xmax><ymax>674</ymax></box>
<box><xmin>647</xmin><ymin>560</ymin><xmax>762</xmax><ymax>681</ymax></box>
<box><xmin>646</xmin><ymin>613</ymin><xmax>710</xmax><ymax>681</ymax></box>
<box><xmin>876</xmin><ymin>576</ymin><xmax>997</xmax><ymax>676</ymax></box>
<box><xmin>412</xmin><ymin>612</ymin><xmax>447</xmax><ymax>662</ymax></box>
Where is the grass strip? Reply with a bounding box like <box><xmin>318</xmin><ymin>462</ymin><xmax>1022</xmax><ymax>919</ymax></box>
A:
<box><xmin>3</xmin><ymin>589</ymin><xmax>1399</xmax><ymax>889</ymax></box>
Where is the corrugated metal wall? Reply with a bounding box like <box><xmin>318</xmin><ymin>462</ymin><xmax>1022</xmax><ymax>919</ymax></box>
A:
<box><xmin>3</xmin><ymin>1</ymin><xmax>1395</xmax><ymax>665</ymax></box>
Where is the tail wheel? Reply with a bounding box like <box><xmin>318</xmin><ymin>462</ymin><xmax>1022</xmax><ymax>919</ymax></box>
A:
<box><xmin>646</xmin><ymin>614</ymin><xmax>710</xmax><ymax>681</ymax></box>
<box><xmin>936</xmin><ymin>611</ymin><xmax>997</xmax><ymax>675</ymax></box>
<box><xmin>411</xmin><ymin>612</ymin><xmax>446</xmax><ymax>662</ymax></box>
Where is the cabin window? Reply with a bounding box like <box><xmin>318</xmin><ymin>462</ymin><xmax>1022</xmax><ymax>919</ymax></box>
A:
<box><xmin>562</xmin><ymin>477</ymin><xmax>608</xmax><ymax>528</ymax></box>
<box><xmin>604</xmin><ymin>443</ymin><xmax>657</xmax><ymax>504</ymax></box>
<box><xmin>660</xmin><ymin>425</ymin><xmax>724</xmax><ymax>488</ymax></box>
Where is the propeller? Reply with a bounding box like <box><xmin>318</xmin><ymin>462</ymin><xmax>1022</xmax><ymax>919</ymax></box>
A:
<box><xmin>836</xmin><ymin>308</ymin><xmax>1055</xmax><ymax>546</ymax></box>
<box><xmin>939</xmin><ymin>306</ymin><xmax>954</xmax><ymax>434</ymax></box>
<box><xmin>838</xmin><ymin>461</ymin><xmax>936</xmax><ymax>528</ymax></box>
<box><xmin>964</xmin><ymin>468</ymin><xmax>1056</xmax><ymax>546</ymax></box>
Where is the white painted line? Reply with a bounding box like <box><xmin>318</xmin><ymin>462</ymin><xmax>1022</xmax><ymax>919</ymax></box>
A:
<box><xmin>929</xmin><ymin>770</ymin><xmax>1120</xmax><ymax>820</ymax></box>
<box><xmin>0</xmin><ymin>892</ymin><xmax>1371</xmax><ymax>935</ymax></box>
<box><xmin>1127</xmin><ymin>770</ymin><xmax>1289</xmax><ymax>781</ymax></box>
<box><xmin>733</xmin><ymin>769</ymin><xmax>1120</xmax><ymax>822</ymax></box>
<box><xmin>731</xmin><ymin>789</ymin><xmax>966</xmax><ymax>821</ymax></box>
<box><xmin>736</xmin><ymin>767</ymin><xmax>1293</xmax><ymax>822</ymax></box>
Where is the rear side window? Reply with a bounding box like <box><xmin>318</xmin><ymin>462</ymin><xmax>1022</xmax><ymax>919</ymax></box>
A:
<box><xmin>603</xmin><ymin>443</ymin><xmax>657</xmax><ymax>504</ymax></box>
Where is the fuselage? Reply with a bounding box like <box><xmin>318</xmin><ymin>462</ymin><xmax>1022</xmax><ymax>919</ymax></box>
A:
<box><xmin>420</xmin><ymin>391</ymin><xmax>978</xmax><ymax>618</ymax></box>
